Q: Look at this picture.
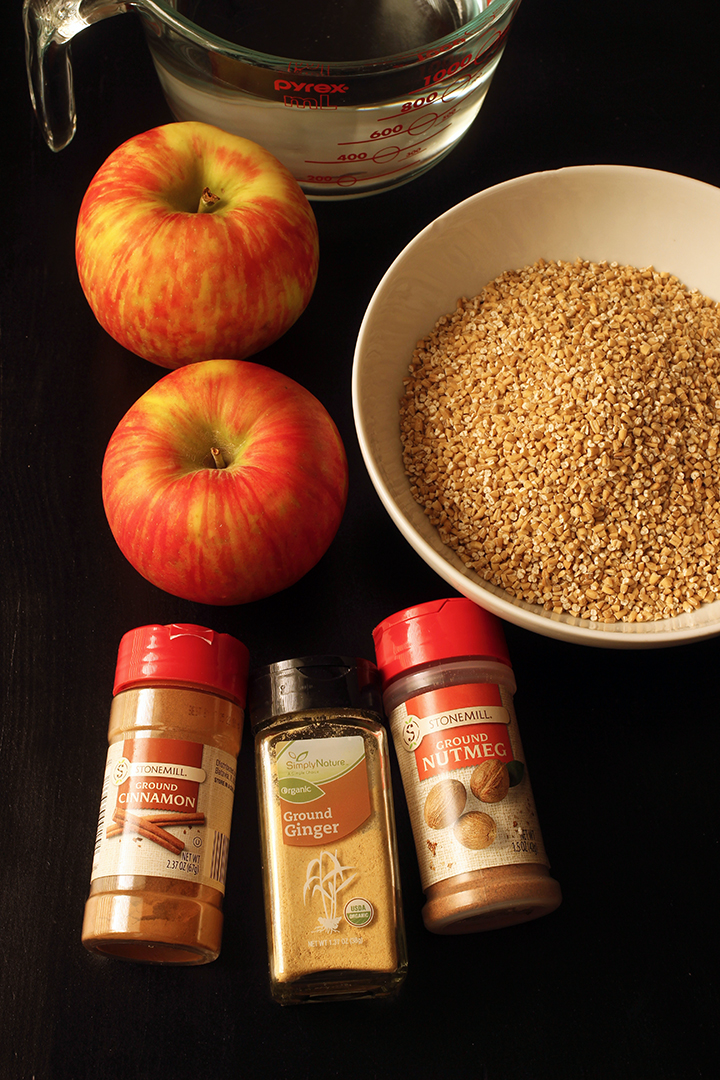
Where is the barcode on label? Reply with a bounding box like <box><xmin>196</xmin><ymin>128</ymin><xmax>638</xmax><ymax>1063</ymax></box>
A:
<box><xmin>94</xmin><ymin>782</ymin><xmax>109</xmax><ymax>856</ymax></box>
<box><xmin>210</xmin><ymin>831</ymin><xmax>230</xmax><ymax>884</ymax></box>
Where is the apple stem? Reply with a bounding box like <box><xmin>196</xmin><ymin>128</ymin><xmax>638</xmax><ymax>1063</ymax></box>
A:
<box><xmin>198</xmin><ymin>187</ymin><xmax>221</xmax><ymax>214</ymax></box>
<box><xmin>210</xmin><ymin>447</ymin><xmax>227</xmax><ymax>469</ymax></box>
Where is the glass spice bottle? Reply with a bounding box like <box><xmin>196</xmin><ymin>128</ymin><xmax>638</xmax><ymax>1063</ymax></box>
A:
<box><xmin>373</xmin><ymin>598</ymin><xmax>561</xmax><ymax>934</ymax></box>
<box><xmin>81</xmin><ymin>623</ymin><xmax>249</xmax><ymax>964</ymax></box>
<box><xmin>249</xmin><ymin>656</ymin><xmax>408</xmax><ymax>1004</ymax></box>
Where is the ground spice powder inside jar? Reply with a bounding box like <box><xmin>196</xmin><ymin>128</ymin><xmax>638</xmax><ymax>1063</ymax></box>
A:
<box><xmin>81</xmin><ymin>623</ymin><xmax>249</xmax><ymax>964</ymax></box>
<box><xmin>249</xmin><ymin>656</ymin><xmax>407</xmax><ymax>1004</ymax></box>
<box><xmin>373</xmin><ymin>599</ymin><xmax>561</xmax><ymax>934</ymax></box>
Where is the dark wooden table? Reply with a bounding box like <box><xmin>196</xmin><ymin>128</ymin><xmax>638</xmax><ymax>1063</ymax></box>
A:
<box><xmin>2</xmin><ymin>3</ymin><xmax>719</xmax><ymax>1078</ymax></box>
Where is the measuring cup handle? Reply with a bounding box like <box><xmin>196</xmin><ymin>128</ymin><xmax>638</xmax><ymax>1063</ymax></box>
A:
<box><xmin>23</xmin><ymin>0</ymin><xmax>131</xmax><ymax>151</ymax></box>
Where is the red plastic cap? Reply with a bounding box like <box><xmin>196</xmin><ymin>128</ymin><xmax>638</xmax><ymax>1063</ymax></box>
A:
<box><xmin>113</xmin><ymin>624</ymin><xmax>250</xmax><ymax>706</ymax></box>
<box><xmin>372</xmin><ymin>598</ymin><xmax>511</xmax><ymax>686</ymax></box>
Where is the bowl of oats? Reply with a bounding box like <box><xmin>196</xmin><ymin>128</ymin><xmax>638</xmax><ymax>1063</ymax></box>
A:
<box><xmin>352</xmin><ymin>165</ymin><xmax>720</xmax><ymax>647</ymax></box>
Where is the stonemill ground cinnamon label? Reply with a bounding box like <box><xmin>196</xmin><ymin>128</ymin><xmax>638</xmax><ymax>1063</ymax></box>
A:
<box><xmin>91</xmin><ymin>735</ymin><xmax>237</xmax><ymax>890</ymax></box>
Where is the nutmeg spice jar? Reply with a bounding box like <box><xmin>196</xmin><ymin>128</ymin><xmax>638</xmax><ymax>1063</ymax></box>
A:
<box><xmin>373</xmin><ymin>599</ymin><xmax>561</xmax><ymax>934</ymax></box>
<box><xmin>81</xmin><ymin>623</ymin><xmax>249</xmax><ymax>964</ymax></box>
<box><xmin>249</xmin><ymin>656</ymin><xmax>408</xmax><ymax>1004</ymax></box>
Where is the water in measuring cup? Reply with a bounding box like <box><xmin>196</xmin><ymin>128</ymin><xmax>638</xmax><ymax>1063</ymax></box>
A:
<box><xmin>155</xmin><ymin>0</ymin><xmax>507</xmax><ymax>197</ymax></box>
<box><xmin>173</xmin><ymin>0</ymin><xmax>486</xmax><ymax>60</ymax></box>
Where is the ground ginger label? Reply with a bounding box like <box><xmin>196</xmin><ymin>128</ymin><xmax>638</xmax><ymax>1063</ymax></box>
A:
<box><xmin>90</xmin><ymin>736</ymin><xmax>237</xmax><ymax>892</ymax></box>
<box><xmin>276</xmin><ymin>735</ymin><xmax>371</xmax><ymax>845</ymax></box>
<box><xmin>258</xmin><ymin>727</ymin><xmax>400</xmax><ymax>987</ymax></box>
<box><xmin>388</xmin><ymin>683</ymin><xmax>549</xmax><ymax>889</ymax></box>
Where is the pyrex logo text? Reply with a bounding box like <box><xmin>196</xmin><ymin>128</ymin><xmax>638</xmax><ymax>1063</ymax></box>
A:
<box><xmin>274</xmin><ymin>80</ymin><xmax>349</xmax><ymax>94</ymax></box>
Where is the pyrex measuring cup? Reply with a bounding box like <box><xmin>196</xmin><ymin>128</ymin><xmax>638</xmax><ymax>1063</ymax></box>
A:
<box><xmin>24</xmin><ymin>0</ymin><xmax>522</xmax><ymax>199</ymax></box>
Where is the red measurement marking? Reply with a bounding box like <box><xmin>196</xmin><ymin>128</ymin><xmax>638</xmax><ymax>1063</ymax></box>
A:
<box><xmin>338</xmin><ymin>100</ymin><xmax>458</xmax><ymax>147</ymax></box>
<box><xmin>379</xmin><ymin>98</ymin><xmax>463</xmax><ymax>126</ymax></box>
<box><xmin>304</xmin><ymin>122</ymin><xmax>453</xmax><ymax>170</ymax></box>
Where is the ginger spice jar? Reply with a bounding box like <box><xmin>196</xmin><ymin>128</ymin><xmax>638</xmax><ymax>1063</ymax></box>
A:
<box><xmin>249</xmin><ymin>656</ymin><xmax>407</xmax><ymax>1004</ymax></box>
<box><xmin>373</xmin><ymin>599</ymin><xmax>561</xmax><ymax>934</ymax></box>
<box><xmin>82</xmin><ymin>623</ymin><xmax>249</xmax><ymax>963</ymax></box>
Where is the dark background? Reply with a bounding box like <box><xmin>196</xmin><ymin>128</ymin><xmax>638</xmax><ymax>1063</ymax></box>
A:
<box><xmin>2</xmin><ymin>2</ymin><xmax>719</xmax><ymax>1078</ymax></box>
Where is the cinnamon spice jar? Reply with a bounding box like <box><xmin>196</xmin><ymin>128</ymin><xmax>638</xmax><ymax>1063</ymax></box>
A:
<box><xmin>248</xmin><ymin>656</ymin><xmax>407</xmax><ymax>1003</ymax></box>
<box><xmin>81</xmin><ymin>623</ymin><xmax>249</xmax><ymax>963</ymax></box>
<box><xmin>373</xmin><ymin>599</ymin><xmax>561</xmax><ymax>934</ymax></box>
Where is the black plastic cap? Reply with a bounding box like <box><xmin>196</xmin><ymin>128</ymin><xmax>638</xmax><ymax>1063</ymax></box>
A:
<box><xmin>248</xmin><ymin>655</ymin><xmax>383</xmax><ymax>732</ymax></box>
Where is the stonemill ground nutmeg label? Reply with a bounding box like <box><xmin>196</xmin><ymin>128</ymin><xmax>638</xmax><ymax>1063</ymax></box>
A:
<box><xmin>388</xmin><ymin>682</ymin><xmax>548</xmax><ymax>888</ymax></box>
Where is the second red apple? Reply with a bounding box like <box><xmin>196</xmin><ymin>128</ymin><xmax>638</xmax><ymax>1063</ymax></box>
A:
<box><xmin>101</xmin><ymin>359</ymin><xmax>348</xmax><ymax>605</ymax></box>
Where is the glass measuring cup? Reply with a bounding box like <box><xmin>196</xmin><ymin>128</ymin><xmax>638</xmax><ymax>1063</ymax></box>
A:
<box><xmin>24</xmin><ymin>0</ymin><xmax>523</xmax><ymax>199</ymax></box>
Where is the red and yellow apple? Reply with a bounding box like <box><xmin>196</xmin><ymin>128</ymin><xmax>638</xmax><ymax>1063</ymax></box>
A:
<box><xmin>75</xmin><ymin>122</ymin><xmax>319</xmax><ymax>369</ymax></box>
<box><xmin>101</xmin><ymin>359</ymin><xmax>348</xmax><ymax>604</ymax></box>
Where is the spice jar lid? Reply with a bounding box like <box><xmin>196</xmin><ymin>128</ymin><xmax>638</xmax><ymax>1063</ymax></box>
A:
<box><xmin>113</xmin><ymin>623</ymin><xmax>250</xmax><ymax>706</ymax></box>
<box><xmin>247</xmin><ymin>655</ymin><xmax>382</xmax><ymax>731</ymax></box>
<box><xmin>372</xmin><ymin>598</ymin><xmax>511</xmax><ymax>686</ymax></box>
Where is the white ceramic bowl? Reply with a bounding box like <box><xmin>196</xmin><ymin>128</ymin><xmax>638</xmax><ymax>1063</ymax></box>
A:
<box><xmin>352</xmin><ymin>165</ymin><xmax>720</xmax><ymax>648</ymax></box>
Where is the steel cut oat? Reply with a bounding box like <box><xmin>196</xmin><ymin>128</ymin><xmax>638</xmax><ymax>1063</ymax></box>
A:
<box><xmin>400</xmin><ymin>258</ymin><xmax>720</xmax><ymax>622</ymax></box>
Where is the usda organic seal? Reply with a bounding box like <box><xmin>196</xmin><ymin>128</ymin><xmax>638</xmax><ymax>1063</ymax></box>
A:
<box><xmin>344</xmin><ymin>897</ymin><xmax>374</xmax><ymax>928</ymax></box>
